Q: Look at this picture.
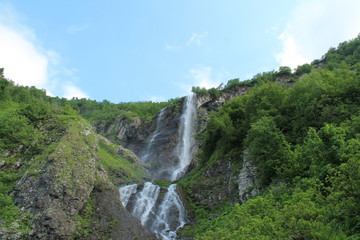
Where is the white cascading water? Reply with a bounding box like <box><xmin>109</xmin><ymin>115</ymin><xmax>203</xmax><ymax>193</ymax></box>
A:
<box><xmin>150</xmin><ymin>184</ymin><xmax>188</xmax><ymax>237</ymax></box>
<box><xmin>119</xmin><ymin>95</ymin><xmax>196</xmax><ymax>239</ymax></box>
<box><xmin>131</xmin><ymin>182</ymin><xmax>160</xmax><ymax>226</ymax></box>
<box><xmin>119</xmin><ymin>183</ymin><xmax>137</xmax><ymax>207</ymax></box>
<box><xmin>141</xmin><ymin>108</ymin><xmax>166</xmax><ymax>162</ymax></box>
<box><xmin>172</xmin><ymin>94</ymin><xmax>196</xmax><ymax>180</ymax></box>
<box><xmin>120</xmin><ymin>183</ymin><xmax>188</xmax><ymax>240</ymax></box>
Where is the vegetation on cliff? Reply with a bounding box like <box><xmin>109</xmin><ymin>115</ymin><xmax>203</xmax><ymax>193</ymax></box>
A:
<box><xmin>180</xmin><ymin>35</ymin><xmax>360</xmax><ymax>239</ymax></box>
<box><xmin>0</xmin><ymin>34</ymin><xmax>359</xmax><ymax>239</ymax></box>
<box><xmin>0</xmin><ymin>78</ymin><xmax>152</xmax><ymax>239</ymax></box>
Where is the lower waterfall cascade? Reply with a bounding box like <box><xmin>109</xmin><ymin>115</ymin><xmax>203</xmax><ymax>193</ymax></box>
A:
<box><xmin>119</xmin><ymin>95</ymin><xmax>197</xmax><ymax>239</ymax></box>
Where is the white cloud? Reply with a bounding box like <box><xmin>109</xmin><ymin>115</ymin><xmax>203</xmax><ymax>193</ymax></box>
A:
<box><xmin>165</xmin><ymin>43</ymin><xmax>181</xmax><ymax>51</ymax></box>
<box><xmin>178</xmin><ymin>66</ymin><xmax>227</xmax><ymax>94</ymax></box>
<box><xmin>0</xmin><ymin>24</ymin><xmax>48</xmax><ymax>87</ymax></box>
<box><xmin>67</xmin><ymin>24</ymin><xmax>89</xmax><ymax>35</ymax></box>
<box><xmin>187</xmin><ymin>32</ymin><xmax>208</xmax><ymax>46</ymax></box>
<box><xmin>165</xmin><ymin>31</ymin><xmax>208</xmax><ymax>51</ymax></box>
<box><xmin>0</xmin><ymin>4</ymin><xmax>88</xmax><ymax>99</ymax></box>
<box><xmin>149</xmin><ymin>96</ymin><xmax>166</xmax><ymax>102</ymax></box>
<box><xmin>62</xmin><ymin>84</ymin><xmax>88</xmax><ymax>99</ymax></box>
<box><xmin>276</xmin><ymin>0</ymin><xmax>360</xmax><ymax>68</ymax></box>
<box><xmin>190</xmin><ymin>66</ymin><xmax>220</xmax><ymax>89</ymax></box>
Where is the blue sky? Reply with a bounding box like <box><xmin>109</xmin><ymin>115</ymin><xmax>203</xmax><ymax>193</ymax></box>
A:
<box><xmin>0</xmin><ymin>0</ymin><xmax>359</xmax><ymax>102</ymax></box>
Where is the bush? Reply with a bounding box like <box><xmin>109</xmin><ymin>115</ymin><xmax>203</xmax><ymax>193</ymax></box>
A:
<box><xmin>295</xmin><ymin>63</ymin><xmax>312</xmax><ymax>75</ymax></box>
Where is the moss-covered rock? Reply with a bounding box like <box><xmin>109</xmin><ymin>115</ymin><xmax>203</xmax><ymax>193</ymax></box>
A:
<box><xmin>8</xmin><ymin>117</ymin><xmax>154</xmax><ymax>239</ymax></box>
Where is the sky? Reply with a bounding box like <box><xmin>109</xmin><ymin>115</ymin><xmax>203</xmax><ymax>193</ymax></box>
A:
<box><xmin>0</xmin><ymin>0</ymin><xmax>359</xmax><ymax>103</ymax></box>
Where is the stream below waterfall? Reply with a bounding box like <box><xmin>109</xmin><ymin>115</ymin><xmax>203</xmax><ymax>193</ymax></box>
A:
<box><xmin>119</xmin><ymin>95</ymin><xmax>196</xmax><ymax>240</ymax></box>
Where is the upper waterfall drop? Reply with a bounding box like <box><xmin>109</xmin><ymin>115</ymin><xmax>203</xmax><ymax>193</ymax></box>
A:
<box><xmin>172</xmin><ymin>94</ymin><xmax>197</xmax><ymax>180</ymax></box>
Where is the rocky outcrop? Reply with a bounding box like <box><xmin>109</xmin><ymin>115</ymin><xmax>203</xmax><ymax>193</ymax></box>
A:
<box><xmin>125</xmin><ymin>100</ymin><xmax>185</xmax><ymax>180</ymax></box>
<box><xmin>195</xmin><ymin>85</ymin><xmax>249</xmax><ymax>112</ymax></box>
<box><xmin>7</xmin><ymin>119</ymin><xmax>156</xmax><ymax>240</ymax></box>
<box><xmin>91</xmin><ymin>85</ymin><xmax>249</xmax><ymax>182</ymax></box>
<box><xmin>94</xmin><ymin>115</ymin><xmax>145</xmax><ymax>144</ymax></box>
<box><xmin>237</xmin><ymin>153</ymin><xmax>259</xmax><ymax>203</ymax></box>
<box><xmin>82</xmin><ymin>181</ymin><xmax>157</xmax><ymax>240</ymax></box>
<box><xmin>188</xmin><ymin>85</ymin><xmax>249</xmax><ymax>170</ymax></box>
<box><xmin>186</xmin><ymin>158</ymin><xmax>239</xmax><ymax>209</ymax></box>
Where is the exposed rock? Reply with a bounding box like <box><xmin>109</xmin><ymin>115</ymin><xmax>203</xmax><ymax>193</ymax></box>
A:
<box><xmin>94</xmin><ymin>115</ymin><xmax>145</xmax><ymax>144</ymax></box>
<box><xmin>237</xmin><ymin>153</ymin><xmax>259</xmax><ymax>203</ymax></box>
<box><xmin>81</xmin><ymin>181</ymin><xmax>157</xmax><ymax>240</ymax></box>
<box><xmin>187</xmin><ymin>158</ymin><xmax>239</xmax><ymax>209</ymax></box>
<box><xmin>188</xmin><ymin>85</ymin><xmax>249</xmax><ymax>171</ymax></box>
<box><xmin>126</xmin><ymin>100</ymin><xmax>184</xmax><ymax>180</ymax></box>
<box><xmin>7</xmin><ymin>120</ymin><xmax>155</xmax><ymax>240</ymax></box>
<box><xmin>13</xmin><ymin>121</ymin><xmax>97</xmax><ymax>239</ymax></box>
<box><xmin>195</xmin><ymin>85</ymin><xmax>249</xmax><ymax>112</ymax></box>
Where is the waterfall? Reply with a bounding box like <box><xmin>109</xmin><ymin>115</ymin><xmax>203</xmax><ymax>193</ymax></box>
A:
<box><xmin>172</xmin><ymin>94</ymin><xmax>196</xmax><ymax>180</ymax></box>
<box><xmin>141</xmin><ymin>108</ymin><xmax>166</xmax><ymax>162</ymax></box>
<box><xmin>119</xmin><ymin>184</ymin><xmax>137</xmax><ymax>207</ymax></box>
<box><xmin>120</xmin><ymin>183</ymin><xmax>187</xmax><ymax>240</ymax></box>
<box><xmin>150</xmin><ymin>184</ymin><xmax>188</xmax><ymax>237</ymax></box>
<box><xmin>119</xmin><ymin>95</ymin><xmax>197</xmax><ymax>239</ymax></box>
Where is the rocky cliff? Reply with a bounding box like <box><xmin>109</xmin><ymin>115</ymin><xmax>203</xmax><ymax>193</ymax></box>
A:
<box><xmin>92</xmin><ymin>85</ymin><xmax>255</xmax><ymax>209</ymax></box>
<box><xmin>86</xmin><ymin>84</ymin><xmax>257</xmax><ymax>231</ymax></box>
<box><xmin>92</xmin><ymin>85</ymin><xmax>249</xmax><ymax>181</ymax></box>
<box><xmin>93</xmin><ymin>98</ymin><xmax>185</xmax><ymax>180</ymax></box>
<box><xmin>1</xmin><ymin>117</ymin><xmax>156</xmax><ymax>240</ymax></box>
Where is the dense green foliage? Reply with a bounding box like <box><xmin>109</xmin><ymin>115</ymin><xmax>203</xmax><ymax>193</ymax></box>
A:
<box><xmin>0</xmin><ymin>77</ymin><xmax>149</xmax><ymax>236</ymax></box>
<box><xmin>1</xmin><ymin>33</ymin><xmax>359</xmax><ymax>239</ymax></box>
<box><xmin>0</xmin><ymin>78</ymin><xmax>63</xmax><ymax>234</ymax></box>
<box><xmin>181</xmin><ymin>35</ymin><xmax>360</xmax><ymax>239</ymax></box>
<box><xmin>66</xmin><ymin>97</ymin><xmax>176</xmax><ymax>124</ymax></box>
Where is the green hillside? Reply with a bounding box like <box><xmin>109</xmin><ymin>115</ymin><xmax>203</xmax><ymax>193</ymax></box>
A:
<box><xmin>0</xmin><ymin>35</ymin><xmax>359</xmax><ymax>239</ymax></box>
<box><xmin>0</xmin><ymin>78</ymin><xmax>153</xmax><ymax>239</ymax></box>
<box><xmin>178</xmin><ymin>35</ymin><xmax>360</xmax><ymax>239</ymax></box>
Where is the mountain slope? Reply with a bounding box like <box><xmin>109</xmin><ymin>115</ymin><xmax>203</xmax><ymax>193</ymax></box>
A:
<box><xmin>0</xmin><ymin>79</ymin><xmax>156</xmax><ymax>239</ymax></box>
<box><xmin>177</xmin><ymin>35</ymin><xmax>360</xmax><ymax>239</ymax></box>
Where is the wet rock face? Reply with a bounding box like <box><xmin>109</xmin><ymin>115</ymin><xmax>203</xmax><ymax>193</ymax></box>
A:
<box><xmin>86</xmin><ymin>184</ymin><xmax>157</xmax><ymax>240</ymax></box>
<box><xmin>93</xmin><ymin>99</ymin><xmax>185</xmax><ymax>181</ymax></box>
<box><xmin>120</xmin><ymin>182</ymin><xmax>187</xmax><ymax>239</ymax></box>
<box><xmin>127</xmin><ymin>100</ymin><xmax>185</xmax><ymax>180</ymax></box>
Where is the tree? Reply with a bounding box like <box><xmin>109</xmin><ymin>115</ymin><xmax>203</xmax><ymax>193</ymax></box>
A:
<box><xmin>294</xmin><ymin>64</ymin><xmax>312</xmax><ymax>75</ymax></box>
<box><xmin>245</xmin><ymin>116</ymin><xmax>292</xmax><ymax>185</ymax></box>
<box><xmin>275</xmin><ymin>66</ymin><xmax>292</xmax><ymax>77</ymax></box>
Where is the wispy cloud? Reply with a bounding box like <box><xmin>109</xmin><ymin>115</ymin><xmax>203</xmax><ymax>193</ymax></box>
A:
<box><xmin>165</xmin><ymin>31</ymin><xmax>208</xmax><ymax>51</ymax></box>
<box><xmin>187</xmin><ymin>32</ymin><xmax>208</xmax><ymax>46</ymax></box>
<box><xmin>67</xmin><ymin>24</ymin><xmax>89</xmax><ymax>35</ymax></box>
<box><xmin>149</xmin><ymin>95</ymin><xmax>166</xmax><ymax>102</ymax></box>
<box><xmin>189</xmin><ymin>66</ymin><xmax>220</xmax><ymax>89</ymax></box>
<box><xmin>165</xmin><ymin>43</ymin><xmax>181</xmax><ymax>51</ymax></box>
<box><xmin>0</xmin><ymin>3</ymin><xmax>88</xmax><ymax>99</ymax></box>
<box><xmin>178</xmin><ymin>66</ymin><xmax>227</xmax><ymax>94</ymax></box>
<box><xmin>62</xmin><ymin>84</ymin><xmax>88</xmax><ymax>99</ymax></box>
<box><xmin>276</xmin><ymin>0</ymin><xmax>360</xmax><ymax>68</ymax></box>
